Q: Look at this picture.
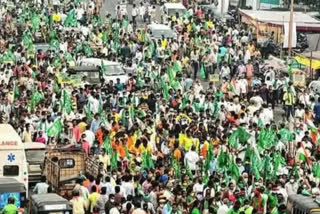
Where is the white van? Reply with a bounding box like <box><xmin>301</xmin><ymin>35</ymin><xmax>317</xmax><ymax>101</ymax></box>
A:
<box><xmin>77</xmin><ymin>58</ymin><xmax>129</xmax><ymax>84</ymax></box>
<box><xmin>0</xmin><ymin>124</ymin><xmax>28</xmax><ymax>196</ymax></box>
<box><xmin>162</xmin><ymin>3</ymin><xmax>187</xmax><ymax>17</ymax></box>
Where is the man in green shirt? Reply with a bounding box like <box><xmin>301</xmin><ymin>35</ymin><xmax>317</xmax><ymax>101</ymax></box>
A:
<box><xmin>1</xmin><ymin>197</ymin><xmax>18</xmax><ymax>214</ymax></box>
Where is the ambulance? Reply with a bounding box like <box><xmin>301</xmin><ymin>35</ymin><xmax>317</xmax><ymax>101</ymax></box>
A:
<box><xmin>0</xmin><ymin>124</ymin><xmax>28</xmax><ymax>198</ymax></box>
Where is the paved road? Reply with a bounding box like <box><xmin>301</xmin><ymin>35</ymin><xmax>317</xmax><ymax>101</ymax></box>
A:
<box><xmin>100</xmin><ymin>0</ymin><xmax>285</xmax><ymax>122</ymax></box>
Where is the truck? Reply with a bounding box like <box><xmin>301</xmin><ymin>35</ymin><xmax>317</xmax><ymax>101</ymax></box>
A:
<box><xmin>44</xmin><ymin>148</ymin><xmax>100</xmax><ymax>199</ymax></box>
<box><xmin>0</xmin><ymin>124</ymin><xmax>29</xmax><ymax>197</ymax></box>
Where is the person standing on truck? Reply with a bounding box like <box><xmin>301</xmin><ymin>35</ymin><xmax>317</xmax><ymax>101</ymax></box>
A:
<box><xmin>22</xmin><ymin>123</ymin><xmax>32</xmax><ymax>143</ymax></box>
<box><xmin>33</xmin><ymin>176</ymin><xmax>49</xmax><ymax>194</ymax></box>
<box><xmin>0</xmin><ymin>197</ymin><xmax>18</xmax><ymax>214</ymax></box>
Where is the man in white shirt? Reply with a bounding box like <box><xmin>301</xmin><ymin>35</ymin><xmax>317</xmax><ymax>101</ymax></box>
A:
<box><xmin>221</xmin><ymin>63</ymin><xmax>230</xmax><ymax>80</ymax></box>
<box><xmin>217</xmin><ymin>198</ymin><xmax>229</xmax><ymax>214</ymax></box>
<box><xmin>102</xmin><ymin>176</ymin><xmax>115</xmax><ymax>196</ymax></box>
<box><xmin>184</xmin><ymin>146</ymin><xmax>200</xmax><ymax>170</ymax></box>
<box><xmin>121</xmin><ymin>175</ymin><xmax>135</xmax><ymax>198</ymax></box>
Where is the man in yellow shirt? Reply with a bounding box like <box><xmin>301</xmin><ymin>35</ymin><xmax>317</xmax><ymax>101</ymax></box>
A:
<box><xmin>88</xmin><ymin>185</ymin><xmax>100</xmax><ymax>213</ymax></box>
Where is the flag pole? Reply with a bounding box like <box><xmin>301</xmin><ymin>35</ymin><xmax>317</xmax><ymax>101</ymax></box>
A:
<box><xmin>288</xmin><ymin>0</ymin><xmax>294</xmax><ymax>57</ymax></box>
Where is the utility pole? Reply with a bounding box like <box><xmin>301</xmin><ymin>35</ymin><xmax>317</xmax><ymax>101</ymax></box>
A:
<box><xmin>288</xmin><ymin>0</ymin><xmax>294</xmax><ymax>57</ymax></box>
<box><xmin>221</xmin><ymin>0</ymin><xmax>224</xmax><ymax>19</ymax></box>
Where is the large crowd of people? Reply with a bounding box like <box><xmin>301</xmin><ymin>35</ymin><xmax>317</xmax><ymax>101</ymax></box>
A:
<box><xmin>1</xmin><ymin>0</ymin><xmax>320</xmax><ymax>213</ymax></box>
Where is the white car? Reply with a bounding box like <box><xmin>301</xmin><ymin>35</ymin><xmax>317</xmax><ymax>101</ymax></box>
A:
<box><xmin>77</xmin><ymin>58</ymin><xmax>129</xmax><ymax>84</ymax></box>
<box><xmin>148</xmin><ymin>24</ymin><xmax>177</xmax><ymax>40</ymax></box>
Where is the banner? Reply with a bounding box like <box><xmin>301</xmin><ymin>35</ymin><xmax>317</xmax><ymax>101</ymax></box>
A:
<box><xmin>283</xmin><ymin>22</ymin><xmax>297</xmax><ymax>48</ymax></box>
<box><xmin>295</xmin><ymin>55</ymin><xmax>320</xmax><ymax>70</ymax></box>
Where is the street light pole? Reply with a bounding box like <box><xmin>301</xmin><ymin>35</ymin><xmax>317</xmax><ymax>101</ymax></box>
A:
<box><xmin>288</xmin><ymin>0</ymin><xmax>294</xmax><ymax>57</ymax></box>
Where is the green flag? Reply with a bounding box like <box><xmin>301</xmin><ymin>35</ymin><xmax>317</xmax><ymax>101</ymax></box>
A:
<box><xmin>228</xmin><ymin>131</ymin><xmax>239</xmax><ymax>149</ymax></box>
<box><xmin>83</xmin><ymin>44</ymin><xmax>93</xmax><ymax>56</ymax></box>
<box><xmin>217</xmin><ymin>149</ymin><xmax>228</xmax><ymax>171</ymax></box>
<box><xmin>103</xmin><ymin>136</ymin><xmax>112</xmax><ymax>155</ymax></box>
<box><xmin>173</xmin><ymin>61</ymin><xmax>181</xmax><ymax>72</ymax></box>
<box><xmin>64</xmin><ymin>9</ymin><xmax>77</xmax><ymax>27</ymax></box>
<box><xmin>142</xmin><ymin>152</ymin><xmax>154</xmax><ymax>169</ymax></box>
<box><xmin>111</xmin><ymin>150</ymin><xmax>118</xmax><ymax>170</ymax></box>
<box><xmin>299</xmin><ymin>153</ymin><xmax>306</xmax><ymax>162</ymax></box>
<box><xmin>31</xmin><ymin>13</ymin><xmax>40</xmax><ymax>31</ymax></box>
<box><xmin>160</xmin><ymin>77</ymin><xmax>170</xmax><ymax>102</ymax></box>
<box><xmin>86</xmin><ymin>102</ymin><xmax>92</xmax><ymax>121</ymax></box>
<box><xmin>23</xmin><ymin>31</ymin><xmax>33</xmax><ymax>47</ymax></box>
<box><xmin>47</xmin><ymin>119</ymin><xmax>63</xmax><ymax>137</ymax></box>
<box><xmin>272</xmin><ymin>152</ymin><xmax>286</xmax><ymax>177</ymax></box>
<box><xmin>200</xmin><ymin>64</ymin><xmax>206</xmax><ymax>79</ymax></box>
<box><xmin>251</xmin><ymin>152</ymin><xmax>261</xmax><ymax>180</ymax></box>
<box><xmin>171</xmin><ymin>158</ymin><xmax>181</xmax><ymax>178</ymax></box>
<box><xmin>237</xmin><ymin>126</ymin><xmax>251</xmax><ymax>143</ymax></box>
<box><xmin>312</xmin><ymin>162</ymin><xmax>320</xmax><ymax>178</ymax></box>
<box><xmin>185</xmin><ymin>161</ymin><xmax>193</xmax><ymax>179</ymax></box>
<box><xmin>279</xmin><ymin>128</ymin><xmax>293</xmax><ymax>142</ymax></box>
<box><xmin>230</xmin><ymin>160</ymin><xmax>240</xmax><ymax>181</ymax></box>
<box><xmin>63</xmin><ymin>90</ymin><xmax>72</xmax><ymax>115</ymax></box>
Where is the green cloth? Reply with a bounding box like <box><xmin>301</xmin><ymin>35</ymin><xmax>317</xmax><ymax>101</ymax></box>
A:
<box><xmin>191</xmin><ymin>208</ymin><xmax>200</xmax><ymax>214</ymax></box>
<box><xmin>1</xmin><ymin>204</ymin><xmax>18</xmax><ymax>214</ymax></box>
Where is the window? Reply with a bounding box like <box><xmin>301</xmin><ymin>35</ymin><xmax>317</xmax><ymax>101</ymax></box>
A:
<box><xmin>58</xmin><ymin>159</ymin><xmax>75</xmax><ymax>168</ymax></box>
<box><xmin>3</xmin><ymin>165</ymin><xmax>19</xmax><ymax>176</ymax></box>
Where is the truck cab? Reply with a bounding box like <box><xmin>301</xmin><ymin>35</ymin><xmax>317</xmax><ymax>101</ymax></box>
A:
<box><xmin>24</xmin><ymin>143</ymin><xmax>46</xmax><ymax>185</ymax></box>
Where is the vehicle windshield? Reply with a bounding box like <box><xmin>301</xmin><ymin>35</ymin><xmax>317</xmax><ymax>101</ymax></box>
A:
<box><xmin>104</xmin><ymin>65</ymin><xmax>125</xmax><ymax>76</ymax></box>
<box><xmin>25</xmin><ymin>149</ymin><xmax>46</xmax><ymax>163</ymax></box>
<box><xmin>167</xmin><ymin>8</ymin><xmax>185</xmax><ymax>16</ymax></box>
<box><xmin>151</xmin><ymin>29</ymin><xmax>174</xmax><ymax>39</ymax></box>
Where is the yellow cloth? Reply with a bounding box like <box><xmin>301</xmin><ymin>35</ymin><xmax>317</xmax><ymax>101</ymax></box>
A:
<box><xmin>88</xmin><ymin>192</ymin><xmax>100</xmax><ymax>212</ymax></box>
<box><xmin>176</xmin><ymin>113</ymin><xmax>192</xmax><ymax>123</ymax></box>
<box><xmin>283</xmin><ymin>92</ymin><xmax>295</xmax><ymax>106</ymax></box>
<box><xmin>187</xmin><ymin>24</ymin><xmax>192</xmax><ymax>32</ymax></box>
<box><xmin>184</xmin><ymin>136</ymin><xmax>193</xmax><ymax>151</ymax></box>
<box><xmin>78</xmin><ymin>122</ymin><xmax>87</xmax><ymax>133</ymax></box>
<box><xmin>207</xmin><ymin>21</ymin><xmax>213</xmax><ymax>29</ymax></box>
<box><xmin>161</xmin><ymin>40</ymin><xmax>168</xmax><ymax>48</ymax></box>
<box><xmin>114</xmin><ymin>113</ymin><xmax>120</xmax><ymax>123</ymax></box>
<box><xmin>52</xmin><ymin>14</ymin><xmax>61</xmax><ymax>22</ymax></box>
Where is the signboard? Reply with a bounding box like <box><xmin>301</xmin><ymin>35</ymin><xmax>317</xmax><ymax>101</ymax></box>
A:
<box><xmin>0</xmin><ymin>193</ymin><xmax>21</xmax><ymax>209</ymax></box>
<box><xmin>260</xmin><ymin>0</ymin><xmax>280</xmax><ymax>9</ymax></box>
<box><xmin>0</xmin><ymin>141</ymin><xmax>18</xmax><ymax>146</ymax></box>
